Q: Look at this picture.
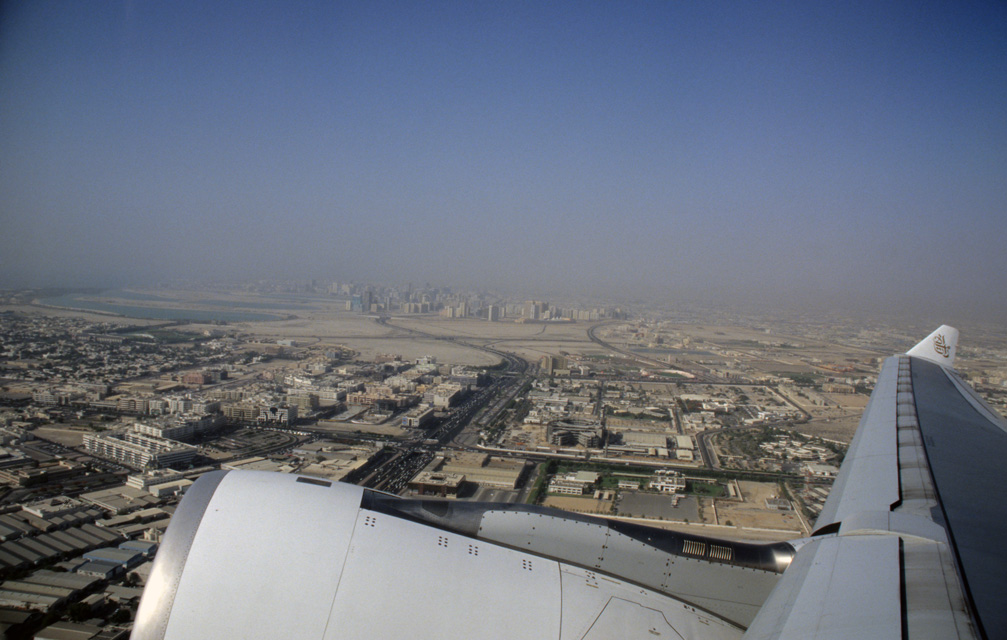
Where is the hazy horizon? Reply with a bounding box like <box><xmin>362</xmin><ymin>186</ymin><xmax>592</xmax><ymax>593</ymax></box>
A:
<box><xmin>2</xmin><ymin>2</ymin><xmax>1005</xmax><ymax>322</ymax></box>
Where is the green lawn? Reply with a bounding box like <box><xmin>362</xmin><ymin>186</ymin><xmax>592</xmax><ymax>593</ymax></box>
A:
<box><xmin>689</xmin><ymin>482</ymin><xmax>725</xmax><ymax>498</ymax></box>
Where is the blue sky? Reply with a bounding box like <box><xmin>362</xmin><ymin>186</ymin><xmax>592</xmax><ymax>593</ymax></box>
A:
<box><xmin>1</xmin><ymin>1</ymin><xmax>1005</xmax><ymax>319</ymax></box>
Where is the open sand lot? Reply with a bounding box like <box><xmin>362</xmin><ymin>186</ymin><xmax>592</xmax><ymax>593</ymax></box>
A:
<box><xmin>542</xmin><ymin>495</ymin><xmax>614</xmax><ymax>515</ymax></box>
<box><xmin>714</xmin><ymin>481</ymin><xmax>808</xmax><ymax>536</ymax></box>
<box><xmin>495</xmin><ymin>340</ymin><xmax>602</xmax><ymax>361</ymax></box>
<box><xmin>395</xmin><ymin>317</ymin><xmax>604</xmax><ymax>361</ymax></box>
<box><xmin>600</xmin><ymin>322</ymin><xmax>884</xmax><ymax>377</ymax></box>
<box><xmin>221</xmin><ymin>314</ymin><xmax>605</xmax><ymax>365</ymax></box>
<box><xmin>2</xmin><ymin>304</ymin><xmax>165</xmax><ymax>326</ymax></box>
<box><xmin>394</xmin><ymin>317</ymin><xmax>586</xmax><ymax>340</ymax></box>
<box><xmin>801</xmin><ymin>414</ymin><xmax>862</xmax><ymax>443</ymax></box>
<box><xmin>314</xmin><ymin>420</ymin><xmax>407</xmax><ymax>438</ymax></box>
<box><xmin>822</xmin><ymin>393</ymin><xmax>870</xmax><ymax>410</ymax></box>
<box><xmin>33</xmin><ymin>425</ymin><xmax>90</xmax><ymax>447</ymax></box>
<box><xmin>189</xmin><ymin>313</ymin><xmax>397</xmax><ymax>339</ymax></box>
<box><xmin>788</xmin><ymin>391</ymin><xmax>869</xmax><ymax>443</ymax></box>
<box><xmin>347</xmin><ymin>339</ymin><xmax>501</xmax><ymax>365</ymax></box>
<box><xmin>183</xmin><ymin>314</ymin><xmax>504</xmax><ymax>365</ymax></box>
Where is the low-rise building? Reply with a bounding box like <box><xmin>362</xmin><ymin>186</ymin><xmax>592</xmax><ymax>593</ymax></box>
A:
<box><xmin>131</xmin><ymin>414</ymin><xmax>222</xmax><ymax>442</ymax></box>
<box><xmin>805</xmin><ymin>463</ymin><xmax>839</xmax><ymax>477</ymax></box>
<box><xmin>649</xmin><ymin>469</ymin><xmax>686</xmax><ymax>493</ymax></box>
<box><xmin>426</xmin><ymin>383</ymin><xmax>464</xmax><ymax>408</ymax></box>
<box><xmin>548</xmin><ymin>479</ymin><xmax>589</xmax><ymax>495</ymax></box>
<box><xmin>439</xmin><ymin>453</ymin><xmax>526</xmax><ymax>489</ymax></box>
<box><xmin>126</xmin><ymin>470</ymin><xmax>185</xmax><ymax>490</ymax></box>
<box><xmin>402</xmin><ymin>406</ymin><xmax>435</xmax><ymax>429</ymax></box>
<box><xmin>765</xmin><ymin>498</ymin><xmax>793</xmax><ymax>511</ymax></box>
<box><xmin>548</xmin><ymin>471</ymin><xmax>600</xmax><ymax>495</ymax></box>
<box><xmin>82</xmin><ymin>429</ymin><xmax>196</xmax><ymax>470</ymax></box>
<box><xmin>83</xmin><ymin>547</ymin><xmax>144</xmax><ymax>570</ymax></box>
<box><xmin>148</xmin><ymin>479</ymin><xmax>192</xmax><ymax>498</ymax></box>
<box><xmin>547</xmin><ymin>420</ymin><xmax>604</xmax><ymax>448</ymax></box>
<box><xmin>259</xmin><ymin>405</ymin><xmax>297</xmax><ymax>425</ymax></box>
<box><xmin>80</xmin><ymin>486</ymin><xmax>161</xmax><ymax>513</ymax></box>
<box><xmin>408</xmin><ymin>471</ymin><xmax>465</xmax><ymax>497</ymax></box>
<box><xmin>76</xmin><ymin>560</ymin><xmax>120</xmax><ymax>579</ymax></box>
<box><xmin>222</xmin><ymin>404</ymin><xmax>260</xmax><ymax>422</ymax></box>
<box><xmin>22</xmin><ymin>496</ymin><xmax>89</xmax><ymax>520</ymax></box>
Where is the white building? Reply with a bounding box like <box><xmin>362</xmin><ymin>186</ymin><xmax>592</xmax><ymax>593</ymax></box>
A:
<box><xmin>132</xmin><ymin>414</ymin><xmax>221</xmax><ymax>443</ymax></box>
<box><xmin>259</xmin><ymin>405</ymin><xmax>297</xmax><ymax>425</ymax></box>
<box><xmin>649</xmin><ymin>469</ymin><xmax>686</xmax><ymax>493</ymax></box>
<box><xmin>805</xmin><ymin>463</ymin><xmax>839</xmax><ymax>477</ymax></box>
<box><xmin>548</xmin><ymin>471</ymin><xmax>600</xmax><ymax>495</ymax></box>
<box><xmin>148</xmin><ymin>479</ymin><xmax>193</xmax><ymax>498</ymax></box>
<box><xmin>126</xmin><ymin>469</ymin><xmax>185</xmax><ymax>490</ymax></box>
<box><xmin>83</xmin><ymin>429</ymin><xmax>196</xmax><ymax>470</ymax></box>
<box><xmin>402</xmin><ymin>406</ymin><xmax>435</xmax><ymax>429</ymax></box>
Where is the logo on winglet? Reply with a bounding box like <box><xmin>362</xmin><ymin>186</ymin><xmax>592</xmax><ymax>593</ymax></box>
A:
<box><xmin>933</xmin><ymin>334</ymin><xmax>950</xmax><ymax>358</ymax></box>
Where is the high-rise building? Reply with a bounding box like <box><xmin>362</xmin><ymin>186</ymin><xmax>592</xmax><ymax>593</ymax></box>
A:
<box><xmin>540</xmin><ymin>355</ymin><xmax>568</xmax><ymax>374</ymax></box>
<box><xmin>524</xmin><ymin>300</ymin><xmax>547</xmax><ymax>320</ymax></box>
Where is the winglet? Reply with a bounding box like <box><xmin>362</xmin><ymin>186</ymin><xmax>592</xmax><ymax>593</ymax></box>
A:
<box><xmin>906</xmin><ymin>325</ymin><xmax>958</xmax><ymax>368</ymax></box>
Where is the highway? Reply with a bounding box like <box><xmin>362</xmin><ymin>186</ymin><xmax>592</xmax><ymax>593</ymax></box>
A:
<box><xmin>348</xmin><ymin>316</ymin><xmax>819</xmax><ymax>495</ymax></box>
<box><xmin>374</xmin><ymin>315</ymin><xmax>531</xmax><ymax>446</ymax></box>
<box><xmin>334</xmin><ymin>315</ymin><xmax>535</xmax><ymax>493</ymax></box>
<box><xmin>587</xmin><ymin>321</ymin><xmax>712</xmax><ymax>380</ymax></box>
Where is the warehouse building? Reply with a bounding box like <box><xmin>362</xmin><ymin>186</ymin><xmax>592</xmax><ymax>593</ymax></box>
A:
<box><xmin>438</xmin><ymin>453</ymin><xmax>527</xmax><ymax>490</ymax></box>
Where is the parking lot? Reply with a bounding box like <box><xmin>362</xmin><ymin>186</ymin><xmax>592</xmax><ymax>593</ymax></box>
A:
<box><xmin>615</xmin><ymin>492</ymin><xmax>699</xmax><ymax>522</ymax></box>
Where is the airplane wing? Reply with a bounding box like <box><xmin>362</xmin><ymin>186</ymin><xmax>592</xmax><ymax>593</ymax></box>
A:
<box><xmin>131</xmin><ymin>325</ymin><xmax>1003</xmax><ymax>639</ymax></box>
<box><xmin>744</xmin><ymin>325</ymin><xmax>1002</xmax><ymax>640</ymax></box>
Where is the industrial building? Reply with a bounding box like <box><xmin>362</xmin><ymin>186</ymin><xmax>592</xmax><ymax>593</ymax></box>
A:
<box><xmin>0</xmin><ymin>524</ymin><xmax>124</xmax><ymax>575</ymax></box>
<box><xmin>438</xmin><ymin>453</ymin><xmax>526</xmax><ymax>489</ymax></box>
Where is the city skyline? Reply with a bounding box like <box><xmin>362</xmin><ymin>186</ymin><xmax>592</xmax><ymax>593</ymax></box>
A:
<box><xmin>1</xmin><ymin>1</ymin><xmax>1005</xmax><ymax>322</ymax></box>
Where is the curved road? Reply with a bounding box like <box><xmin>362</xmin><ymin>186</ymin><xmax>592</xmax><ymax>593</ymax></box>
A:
<box><xmin>587</xmin><ymin>321</ymin><xmax>711</xmax><ymax>379</ymax></box>
<box><xmin>376</xmin><ymin>315</ymin><xmax>528</xmax><ymax>375</ymax></box>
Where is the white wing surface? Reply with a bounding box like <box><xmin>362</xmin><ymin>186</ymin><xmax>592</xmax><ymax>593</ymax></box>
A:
<box><xmin>745</xmin><ymin>326</ymin><xmax>1004</xmax><ymax>640</ymax></box>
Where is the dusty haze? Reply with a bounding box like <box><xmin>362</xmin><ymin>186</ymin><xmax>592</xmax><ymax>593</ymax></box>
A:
<box><xmin>1</xmin><ymin>2</ymin><xmax>1005</xmax><ymax>322</ymax></box>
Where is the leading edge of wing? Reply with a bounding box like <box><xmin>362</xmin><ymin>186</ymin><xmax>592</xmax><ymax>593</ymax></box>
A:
<box><xmin>745</xmin><ymin>326</ymin><xmax>1006</xmax><ymax>640</ymax></box>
